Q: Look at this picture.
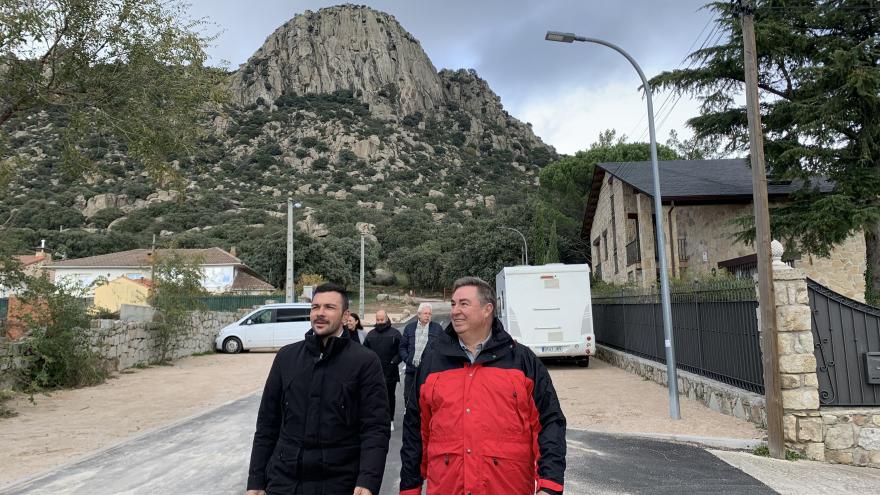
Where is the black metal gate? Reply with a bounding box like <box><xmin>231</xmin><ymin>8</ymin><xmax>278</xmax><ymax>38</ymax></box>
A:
<box><xmin>809</xmin><ymin>278</ymin><xmax>880</xmax><ymax>406</ymax></box>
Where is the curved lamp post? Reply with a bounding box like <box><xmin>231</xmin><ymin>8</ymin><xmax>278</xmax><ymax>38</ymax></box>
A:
<box><xmin>498</xmin><ymin>226</ymin><xmax>529</xmax><ymax>265</ymax></box>
<box><xmin>545</xmin><ymin>31</ymin><xmax>680</xmax><ymax>419</ymax></box>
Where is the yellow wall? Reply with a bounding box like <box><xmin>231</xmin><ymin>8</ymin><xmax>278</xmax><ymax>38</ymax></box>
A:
<box><xmin>93</xmin><ymin>277</ymin><xmax>151</xmax><ymax>313</ymax></box>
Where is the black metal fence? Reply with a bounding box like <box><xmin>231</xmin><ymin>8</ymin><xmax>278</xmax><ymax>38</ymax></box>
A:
<box><xmin>593</xmin><ymin>280</ymin><xmax>765</xmax><ymax>394</ymax></box>
<box><xmin>809</xmin><ymin>279</ymin><xmax>880</xmax><ymax>406</ymax></box>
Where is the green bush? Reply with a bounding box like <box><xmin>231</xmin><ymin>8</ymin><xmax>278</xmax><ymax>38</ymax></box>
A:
<box><xmin>12</xmin><ymin>277</ymin><xmax>108</xmax><ymax>393</ymax></box>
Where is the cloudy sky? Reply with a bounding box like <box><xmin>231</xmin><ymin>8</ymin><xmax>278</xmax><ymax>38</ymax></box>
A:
<box><xmin>187</xmin><ymin>1</ymin><xmax>720</xmax><ymax>155</ymax></box>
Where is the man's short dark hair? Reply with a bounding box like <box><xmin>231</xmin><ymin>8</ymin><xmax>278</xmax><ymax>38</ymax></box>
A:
<box><xmin>313</xmin><ymin>283</ymin><xmax>349</xmax><ymax>311</ymax></box>
<box><xmin>452</xmin><ymin>276</ymin><xmax>496</xmax><ymax>308</ymax></box>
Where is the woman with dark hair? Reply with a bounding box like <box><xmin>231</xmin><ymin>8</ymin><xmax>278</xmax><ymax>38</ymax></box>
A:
<box><xmin>346</xmin><ymin>313</ymin><xmax>366</xmax><ymax>344</ymax></box>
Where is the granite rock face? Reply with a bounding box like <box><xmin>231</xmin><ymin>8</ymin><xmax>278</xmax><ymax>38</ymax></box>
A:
<box><xmin>230</xmin><ymin>5</ymin><xmax>444</xmax><ymax>116</ymax></box>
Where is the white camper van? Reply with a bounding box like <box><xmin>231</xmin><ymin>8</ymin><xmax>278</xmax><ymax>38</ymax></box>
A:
<box><xmin>495</xmin><ymin>264</ymin><xmax>595</xmax><ymax>367</ymax></box>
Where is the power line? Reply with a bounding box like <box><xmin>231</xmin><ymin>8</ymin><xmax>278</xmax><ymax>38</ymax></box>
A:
<box><xmin>626</xmin><ymin>13</ymin><xmax>717</xmax><ymax>140</ymax></box>
<box><xmin>649</xmin><ymin>24</ymin><xmax>729</xmax><ymax>140</ymax></box>
<box><xmin>636</xmin><ymin>14</ymin><xmax>726</xmax><ymax>142</ymax></box>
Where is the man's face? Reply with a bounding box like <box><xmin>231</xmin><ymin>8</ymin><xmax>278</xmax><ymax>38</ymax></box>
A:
<box><xmin>417</xmin><ymin>307</ymin><xmax>432</xmax><ymax>325</ymax></box>
<box><xmin>375</xmin><ymin>310</ymin><xmax>388</xmax><ymax>325</ymax></box>
<box><xmin>310</xmin><ymin>291</ymin><xmax>348</xmax><ymax>337</ymax></box>
<box><xmin>450</xmin><ymin>286</ymin><xmax>493</xmax><ymax>336</ymax></box>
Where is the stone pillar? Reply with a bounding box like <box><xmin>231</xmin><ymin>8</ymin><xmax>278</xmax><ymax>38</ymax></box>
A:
<box><xmin>770</xmin><ymin>240</ymin><xmax>824</xmax><ymax>460</ymax></box>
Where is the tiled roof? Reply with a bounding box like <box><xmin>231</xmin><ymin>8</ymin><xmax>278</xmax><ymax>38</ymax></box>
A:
<box><xmin>45</xmin><ymin>248</ymin><xmax>242</xmax><ymax>268</ymax></box>
<box><xmin>13</xmin><ymin>254</ymin><xmax>49</xmax><ymax>267</ymax></box>
<box><xmin>582</xmin><ymin>158</ymin><xmax>834</xmax><ymax>236</ymax></box>
<box><xmin>230</xmin><ymin>270</ymin><xmax>275</xmax><ymax>292</ymax></box>
<box><xmin>596</xmin><ymin>158</ymin><xmax>833</xmax><ymax>199</ymax></box>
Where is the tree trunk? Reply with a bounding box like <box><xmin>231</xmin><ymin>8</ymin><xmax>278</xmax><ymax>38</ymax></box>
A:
<box><xmin>865</xmin><ymin>224</ymin><xmax>880</xmax><ymax>304</ymax></box>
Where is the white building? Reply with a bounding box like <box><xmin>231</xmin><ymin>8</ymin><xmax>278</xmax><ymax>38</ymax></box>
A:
<box><xmin>43</xmin><ymin>247</ymin><xmax>275</xmax><ymax>295</ymax></box>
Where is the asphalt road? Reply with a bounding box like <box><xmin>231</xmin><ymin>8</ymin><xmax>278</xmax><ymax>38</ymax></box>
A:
<box><xmin>0</xmin><ymin>311</ymin><xmax>775</xmax><ymax>494</ymax></box>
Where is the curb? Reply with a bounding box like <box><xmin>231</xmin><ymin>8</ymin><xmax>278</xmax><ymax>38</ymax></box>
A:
<box><xmin>573</xmin><ymin>429</ymin><xmax>766</xmax><ymax>451</ymax></box>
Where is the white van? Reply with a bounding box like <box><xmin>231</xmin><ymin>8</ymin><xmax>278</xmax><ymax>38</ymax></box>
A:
<box><xmin>495</xmin><ymin>263</ymin><xmax>595</xmax><ymax>367</ymax></box>
<box><xmin>215</xmin><ymin>303</ymin><xmax>312</xmax><ymax>353</ymax></box>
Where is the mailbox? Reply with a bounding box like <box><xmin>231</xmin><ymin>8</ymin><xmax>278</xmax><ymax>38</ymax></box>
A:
<box><xmin>867</xmin><ymin>352</ymin><xmax>880</xmax><ymax>385</ymax></box>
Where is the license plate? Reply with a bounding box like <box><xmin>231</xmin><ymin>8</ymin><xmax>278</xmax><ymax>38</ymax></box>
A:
<box><xmin>541</xmin><ymin>346</ymin><xmax>564</xmax><ymax>353</ymax></box>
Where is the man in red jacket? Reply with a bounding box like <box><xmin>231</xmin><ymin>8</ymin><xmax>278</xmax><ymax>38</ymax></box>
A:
<box><xmin>399</xmin><ymin>276</ymin><xmax>566</xmax><ymax>495</ymax></box>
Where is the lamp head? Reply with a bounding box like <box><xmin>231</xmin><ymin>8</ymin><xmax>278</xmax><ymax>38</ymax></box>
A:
<box><xmin>545</xmin><ymin>31</ymin><xmax>577</xmax><ymax>43</ymax></box>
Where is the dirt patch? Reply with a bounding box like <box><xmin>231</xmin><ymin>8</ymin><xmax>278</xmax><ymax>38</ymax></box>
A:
<box><xmin>0</xmin><ymin>352</ymin><xmax>275</xmax><ymax>488</ymax></box>
<box><xmin>549</xmin><ymin>358</ymin><xmax>764</xmax><ymax>439</ymax></box>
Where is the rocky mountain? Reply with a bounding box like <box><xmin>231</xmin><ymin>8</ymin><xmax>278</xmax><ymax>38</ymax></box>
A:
<box><xmin>0</xmin><ymin>4</ymin><xmax>556</xmax><ymax>288</ymax></box>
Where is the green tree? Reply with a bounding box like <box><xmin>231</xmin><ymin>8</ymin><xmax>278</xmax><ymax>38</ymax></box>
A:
<box><xmin>537</xmin><ymin>130</ymin><xmax>679</xmax><ymax>263</ymax></box>
<box><xmin>148</xmin><ymin>253</ymin><xmax>207</xmax><ymax>363</ymax></box>
<box><xmin>0</xmin><ymin>0</ymin><xmax>225</xmax><ymax>183</ymax></box>
<box><xmin>650</xmin><ymin>0</ymin><xmax>880</xmax><ymax>300</ymax></box>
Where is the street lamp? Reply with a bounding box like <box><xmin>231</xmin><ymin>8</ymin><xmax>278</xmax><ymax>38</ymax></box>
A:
<box><xmin>498</xmin><ymin>227</ymin><xmax>529</xmax><ymax>265</ymax></box>
<box><xmin>545</xmin><ymin>30</ymin><xmax>681</xmax><ymax>419</ymax></box>
<box><xmin>286</xmin><ymin>199</ymin><xmax>302</xmax><ymax>303</ymax></box>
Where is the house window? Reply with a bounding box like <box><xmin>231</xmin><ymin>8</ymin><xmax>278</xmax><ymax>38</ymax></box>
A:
<box><xmin>592</xmin><ymin>237</ymin><xmax>601</xmax><ymax>266</ymax></box>
<box><xmin>603</xmin><ymin>230</ymin><xmax>608</xmax><ymax>261</ymax></box>
<box><xmin>611</xmin><ymin>194</ymin><xmax>619</xmax><ymax>274</ymax></box>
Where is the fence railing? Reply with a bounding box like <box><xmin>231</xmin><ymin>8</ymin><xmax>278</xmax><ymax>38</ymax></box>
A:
<box><xmin>197</xmin><ymin>294</ymin><xmax>283</xmax><ymax>312</ymax></box>
<box><xmin>592</xmin><ymin>279</ymin><xmax>765</xmax><ymax>394</ymax></box>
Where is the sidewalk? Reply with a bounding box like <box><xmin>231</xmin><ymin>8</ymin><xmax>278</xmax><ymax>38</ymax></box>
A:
<box><xmin>548</xmin><ymin>357</ymin><xmax>764</xmax><ymax>440</ymax></box>
<box><xmin>712</xmin><ymin>449</ymin><xmax>880</xmax><ymax>495</ymax></box>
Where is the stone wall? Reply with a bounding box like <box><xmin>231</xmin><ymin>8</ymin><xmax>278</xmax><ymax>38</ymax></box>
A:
<box><xmin>589</xmin><ymin>176</ymin><xmax>628</xmax><ymax>284</ymax></box>
<box><xmin>0</xmin><ymin>310</ymin><xmax>247</xmax><ymax>384</ymax></box>
<box><xmin>596</xmin><ymin>345</ymin><xmax>767</xmax><ymax>427</ymax></box>
<box><xmin>821</xmin><ymin>409</ymin><xmax>880</xmax><ymax>467</ymax></box>
<box><xmin>769</xmin><ymin>242</ymin><xmax>880</xmax><ymax>467</ymax></box>
<box><xmin>771</xmin><ymin>255</ymin><xmax>825</xmax><ymax>461</ymax></box>
<box><xmin>90</xmin><ymin>310</ymin><xmax>245</xmax><ymax>370</ymax></box>
<box><xmin>796</xmin><ymin>233</ymin><xmax>866</xmax><ymax>302</ymax></box>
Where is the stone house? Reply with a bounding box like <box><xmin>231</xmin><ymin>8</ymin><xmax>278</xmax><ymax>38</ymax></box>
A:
<box><xmin>582</xmin><ymin>158</ymin><xmax>866</xmax><ymax>301</ymax></box>
<box><xmin>43</xmin><ymin>247</ymin><xmax>275</xmax><ymax>296</ymax></box>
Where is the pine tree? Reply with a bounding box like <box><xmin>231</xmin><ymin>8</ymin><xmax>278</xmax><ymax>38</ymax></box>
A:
<box><xmin>650</xmin><ymin>0</ymin><xmax>880</xmax><ymax>300</ymax></box>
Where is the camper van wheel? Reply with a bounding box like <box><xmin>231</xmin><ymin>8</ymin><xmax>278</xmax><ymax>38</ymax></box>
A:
<box><xmin>223</xmin><ymin>337</ymin><xmax>242</xmax><ymax>354</ymax></box>
<box><xmin>577</xmin><ymin>357</ymin><xmax>590</xmax><ymax>368</ymax></box>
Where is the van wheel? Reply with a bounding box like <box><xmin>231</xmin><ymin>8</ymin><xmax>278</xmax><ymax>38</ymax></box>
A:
<box><xmin>577</xmin><ymin>357</ymin><xmax>590</xmax><ymax>368</ymax></box>
<box><xmin>223</xmin><ymin>337</ymin><xmax>242</xmax><ymax>354</ymax></box>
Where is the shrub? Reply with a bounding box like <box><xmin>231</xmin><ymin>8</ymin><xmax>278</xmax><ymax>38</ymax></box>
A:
<box><xmin>148</xmin><ymin>254</ymin><xmax>208</xmax><ymax>363</ymax></box>
<box><xmin>12</xmin><ymin>276</ymin><xmax>108</xmax><ymax>393</ymax></box>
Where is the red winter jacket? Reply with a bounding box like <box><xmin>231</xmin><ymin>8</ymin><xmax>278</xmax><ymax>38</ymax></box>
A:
<box><xmin>399</xmin><ymin>319</ymin><xmax>566</xmax><ymax>495</ymax></box>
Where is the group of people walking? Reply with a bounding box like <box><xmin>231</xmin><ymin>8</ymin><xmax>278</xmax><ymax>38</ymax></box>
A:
<box><xmin>246</xmin><ymin>277</ymin><xmax>567</xmax><ymax>495</ymax></box>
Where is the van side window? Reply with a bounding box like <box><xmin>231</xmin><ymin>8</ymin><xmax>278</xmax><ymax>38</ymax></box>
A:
<box><xmin>251</xmin><ymin>309</ymin><xmax>273</xmax><ymax>324</ymax></box>
<box><xmin>276</xmin><ymin>308</ymin><xmax>310</xmax><ymax>323</ymax></box>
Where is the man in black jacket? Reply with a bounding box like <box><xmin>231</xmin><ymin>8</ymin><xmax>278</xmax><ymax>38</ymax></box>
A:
<box><xmin>246</xmin><ymin>283</ymin><xmax>390</xmax><ymax>495</ymax></box>
<box><xmin>364</xmin><ymin>309</ymin><xmax>402</xmax><ymax>430</ymax></box>
<box><xmin>398</xmin><ymin>302</ymin><xmax>442</xmax><ymax>408</ymax></box>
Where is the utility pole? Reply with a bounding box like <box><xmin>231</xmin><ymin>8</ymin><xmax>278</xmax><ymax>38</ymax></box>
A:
<box><xmin>359</xmin><ymin>234</ymin><xmax>366</xmax><ymax>317</ymax></box>
<box><xmin>286</xmin><ymin>198</ymin><xmax>294</xmax><ymax>303</ymax></box>
<box><xmin>740</xmin><ymin>0</ymin><xmax>784</xmax><ymax>459</ymax></box>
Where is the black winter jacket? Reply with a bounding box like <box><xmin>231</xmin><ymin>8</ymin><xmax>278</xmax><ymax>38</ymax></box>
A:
<box><xmin>247</xmin><ymin>329</ymin><xmax>391</xmax><ymax>495</ymax></box>
<box><xmin>364</xmin><ymin>322</ymin><xmax>402</xmax><ymax>384</ymax></box>
<box><xmin>398</xmin><ymin>320</ymin><xmax>443</xmax><ymax>374</ymax></box>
